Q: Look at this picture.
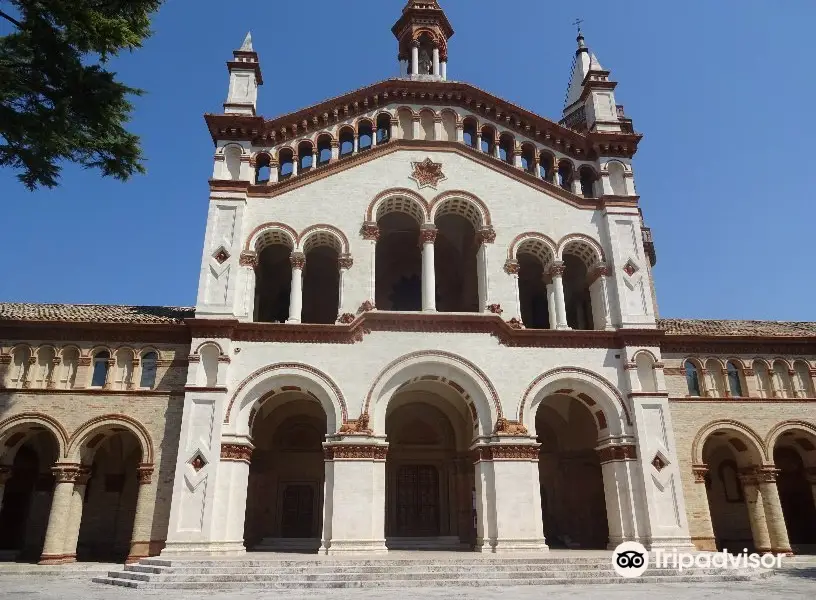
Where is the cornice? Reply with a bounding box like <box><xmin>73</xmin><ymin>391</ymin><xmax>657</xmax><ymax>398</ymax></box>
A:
<box><xmin>204</xmin><ymin>79</ymin><xmax>641</xmax><ymax>160</ymax></box>
<box><xmin>209</xmin><ymin>140</ymin><xmax>639</xmax><ymax>211</ymax></box>
<box><xmin>0</xmin><ymin>320</ymin><xmax>191</xmax><ymax>344</ymax></box>
<box><xmin>660</xmin><ymin>335</ymin><xmax>816</xmax><ymax>355</ymax></box>
<box><xmin>0</xmin><ymin>387</ymin><xmax>185</xmax><ymax>397</ymax></box>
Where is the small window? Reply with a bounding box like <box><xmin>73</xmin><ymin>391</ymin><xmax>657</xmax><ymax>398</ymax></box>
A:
<box><xmin>726</xmin><ymin>361</ymin><xmax>743</xmax><ymax>397</ymax></box>
<box><xmin>140</xmin><ymin>351</ymin><xmax>158</xmax><ymax>388</ymax></box>
<box><xmin>91</xmin><ymin>350</ymin><xmax>110</xmax><ymax>387</ymax></box>
<box><xmin>685</xmin><ymin>361</ymin><xmax>701</xmax><ymax>396</ymax></box>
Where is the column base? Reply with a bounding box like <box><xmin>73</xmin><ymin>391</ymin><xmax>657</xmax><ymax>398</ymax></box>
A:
<box><xmin>160</xmin><ymin>541</ymin><xmax>247</xmax><ymax>557</ymax></box>
<box><xmin>38</xmin><ymin>554</ymin><xmax>76</xmax><ymax>565</ymax></box>
<box><xmin>771</xmin><ymin>547</ymin><xmax>794</xmax><ymax>556</ymax></box>
<box><xmin>321</xmin><ymin>539</ymin><xmax>388</xmax><ymax>555</ymax></box>
<box><xmin>690</xmin><ymin>536</ymin><xmax>718</xmax><ymax>552</ymax></box>
<box><xmin>127</xmin><ymin>540</ymin><xmax>164</xmax><ymax>563</ymax></box>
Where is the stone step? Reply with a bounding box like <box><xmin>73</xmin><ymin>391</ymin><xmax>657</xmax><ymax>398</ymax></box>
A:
<box><xmin>139</xmin><ymin>557</ymin><xmax>624</xmax><ymax>568</ymax></box>
<box><xmin>92</xmin><ymin>572</ymin><xmax>770</xmax><ymax>590</ymax></box>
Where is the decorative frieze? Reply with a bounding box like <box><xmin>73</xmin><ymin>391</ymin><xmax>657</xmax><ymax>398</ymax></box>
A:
<box><xmin>596</xmin><ymin>444</ymin><xmax>637</xmax><ymax>463</ymax></box>
<box><xmin>220</xmin><ymin>443</ymin><xmax>254</xmax><ymax>464</ymax></box>
<box><xmin>324</xmin><ymin>445</ymin><xmax>388</xmax><ymax>460</ymax></box>
<box><xmin>51</xmin><ymin>464</ymin><xmax>83</xmax><ymax>483</ymax></box>
<box><xmin>360</xmin><ymin>222</ymin><xmax>380</xmax><ymax>241</ymax></box>
<box><xmin>474</xmin><ymin>444</ymin><xmax>539</xmax><ymax>461</ymax></box>
<box><xmin>239</xmin><ymin>251</ymin><xmax>258</xmax><ymax>268</ymax></box>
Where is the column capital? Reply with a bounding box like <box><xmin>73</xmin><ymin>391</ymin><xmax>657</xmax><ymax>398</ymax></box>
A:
<box><xmin>360</xmin><ymin>222</ymin><xmax>380</xmax><ymax>241</ymax></box>
<box><xmin>419</xmin><ymin>226</ymin><xmax>438</xmax><ymax>245</ymax></box>
<box><xmin>548</xmin><ymin>261</ymin><xmax>567</xmax><ymax>277</ymax></box>
<box><xmin>220</xmin><ymin>443</ymin><xmax>254</xmax><ymax>464</ymax></box>
<box><xmin>692</xmin><ymin>464</ymin><xmax>709</xmax><ymax>483</ymax></box>
<box><xmin>51</xmin><ymin>463</ymin><xmax>83</xmax><ymax>483</ymax></box>
<box><xmin>239</xmin><ymin>251</ymin><xmax>258</xmax><ymax>268</ymax></box>
<box><xmin>756</xmin><ymin>466</ymin><xmax>780</xmax><ymax>483</ymax></box>
<box><xmin>289</xmin><ymin>252</ymin><xmax>306</xmax><ymax>270</ymax></box>
<box><xmin>338</xmin><ymin>254</ymin><xmax>354</xmax><ymax>270</ymax></box>
<box><xmin>738</xmin><ymin>467</ymin><xmax>760</xmax><ymax>486</ymax></box>
<box><xmin>476</xmin><ymin>226</ymin><xmax>496</xmax><ymax>245</ymax></box>
<box><xmin>503</xmin><ymin>259</ymin><xmax>520</xmax><ymax>275</ymax></box>
<box><xmin>596</xmin><ymin>444</ymin><xmax>638</xmax><ymax>464</ymax></box>
<box><xmin>136</xmin><ymin>463</ymin><xmax>154</xmax><ymax>485</ymax></box>
<box><xmin>411</xmin><ymin>39</ymin><xmax>421</xmax><ymax>48</ymax></box>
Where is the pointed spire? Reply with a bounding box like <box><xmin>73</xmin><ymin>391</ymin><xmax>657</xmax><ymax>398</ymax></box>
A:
<box><xmin>240</xmin><ymin>32</ymin><xmax>253</xmax><ymax>52</ymax></box>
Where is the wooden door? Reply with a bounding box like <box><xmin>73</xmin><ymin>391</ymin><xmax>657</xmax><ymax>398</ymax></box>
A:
<box><xmin>395</xmin><ymin>464</ymin><xmax>440</xmax><ymax>536</ymax></box>
<box><xmin>280</xmin><ymin>484</ymin><xmax>315</xmax><ymax>538</ymax></box>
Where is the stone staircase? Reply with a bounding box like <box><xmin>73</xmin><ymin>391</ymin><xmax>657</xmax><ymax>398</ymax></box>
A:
<box><xmin>93</xmin><ymin>554</ymin><xmax>773</xmax><ymax>589</ymax></box>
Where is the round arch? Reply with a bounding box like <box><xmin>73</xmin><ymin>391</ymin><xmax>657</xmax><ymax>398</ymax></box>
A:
<box><xmin>66</xmin><ymin>414</ymin><xmax>154</xmax><ymax>464</ymax></box>
<box><xmin>508</xmin><ymin>232</ymin><xmax>558</xmax><ymax>264</ymax></box>
<box><xmin>366</xmin><ymin>187</ymin><xmax>430</xmax><ymax>225</ymax></box>
<box><xmin>244</xmin><ymin>222</ymin><xmax>298</xmax><ymax>253</ymax></box>
<box><xmin>225</xmin><ymin>362</ymin><xmax>347</xmax><ymax>436</ymax></box>
<box><xmin>766</xmin><ymin>420</ymin><xmax>816</xmax><ymax>463</ymax></box>
<box><xmin>363</xmin><ymin>350</ymin><xmax>500</xmax><ymax>437</ymax></box>
<box><xmin>518</xmin><ymin>367</ymin><xmax>631</xmax><ymax>437</ymax></box>
<box><xmin>691</xmin><ymin>419</ymin><xmax>768</xmax><ymax>466</ymax></box>
<box><xmin>556</xmin><ymin>234</ymin><xmax>606</xmax><ymax>265</ymax></box>
<box><xmin>0</xmin><ymin>412</ymin><xmax>68</xmax><ymax>462</ymax></box>
<box><xmin>429</xmin><ymin>190</ymin><xmax>492</xmax><ymax>229</ymax></box>
<box><xmin>298</xmin><ymin>224</ymin><xmax>350</xmax><ymax>255</ymax></box>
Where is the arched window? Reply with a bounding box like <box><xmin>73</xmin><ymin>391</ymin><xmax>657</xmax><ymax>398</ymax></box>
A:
<box><xmin>60</xmin><ymin>347</ymin><xmax>79</xmax><ymax>389</ymax></box>
<box><xmin>685</xmin><ymin>360</ymin><xmax>702</xmax><ymax>396</ymax></box>
<box><xmin>539</xmin><ymin>153</ymin><xmax>554</xmax><ymax>181</ymax></box>
<box><xmin>608</xmin><ymin>161</ymin><xmax>627</xmax><ymax>195</ymax></box>
<box><xmin>10</xmin><ymin>346</ymin><xmax>31</xmax><ymax>387</ymax></box>
<box><xmin>358</xmin><ymin>120</ymin><xmax>373</xmax><ymax>151</ymax></box>
<box><xmin>557</xmin><ymin>160</ymin><xmax>574</xmax><ymax>190</ymax></box>
<box><xmin>706</xmin><ymin>359</ymin><xmax>725</xmax><ymax>397</ymax></box>
<box><xmin>254</xmin><ymin>153</ymin><xmax>271</xmax><ymax>184</ymax></box>
<box><xmin>91</xmin><ymin>350</ymin><xmax>111</xmax><ymax>387</ymax></box>
<box><xmin>376</xmin><ymin>113</ymin><xmax>392</xmax><ymax>144</ymax></box>
<box><xmin>316</xmin><ymin>134</ymin><xmax>332</xmax><ymax>166</ymax></box>
<box><xmin>140</xmin><ymin>351</ymin><xmax>158</xmax><ymax>389</ymax></box>
<box><xmin>462</xmin><ymin>118</ymin><xmax>477</xmax><ymax>148</ymax></box>
<box><xmin>726</xmin><ymin>361</ymin><xmax>744</xmax><ymax>397</ymax></box>
<box><xmin>114</xmin><ymin>349</ymin><xmax>134</xmax><ymax>390</ymax></box>
<box><xmin>636</xmin><ymin>352</ymin><xmax>657</xmax><ymax>393</ymax></box>
<box><xmin>440</xmin><ymin>111</ymin><xmax>457</xmax><ymax>141</ymax></box>
<box><xmin>34</xmin><ymin>347</ymin><xmax>55</xmax><ymax>388</ymax></box>
<box><xmin>793</xmin><ymin>361</ymin><xmax>814</xmax><ymax>398</ymax></box>
<box><xmin>278</xmin><ymin>148</ymin><xmax>294</xmax><ymax>179</ymax></box>
<box><xmin>521</xmin><ymin>145</ymin><xmax>535</xmax><ymax>174</ymax></box>
<box><xmin>773</xmin><ymin>360</ymin><xmax>794</xmax><ymax>398</ymax></box>
<box><xmin>199</xmin><ymin>345</ymin><xmax>220</xmax><ymax>387</ymax></box>
<box><xmin>517</xmin><ymin>239</ymin><xmax>554</xmax><ymax>330</ymax></box>
<box><xmin>754</xmin><ymin>361</ymin><xmax>772</xmax><ymax>398</ymax></box>
<box><xmin>419</xmin><ymin>110</ymin><xmax>435</xmax><ymax>141</ymax></box>
<box><xmin>339</xmin><ymin>127</ymin><xmax>354</xmax><ymax>157</ymax></box>
<box><xmin>498</xmin><ymin>134</ymin><xmax>515</xmax><ymax>165</ymax></box>
<box><xmin>224</xmin><ymin>145</ymin><xmax>242</xmax><ymax>180</ymax></box>
<box><xmin>561</xmin><ymin>239</ymin><xmax>602</xmax><ymax>330</ymax></box>
<box><xmin>398</xmin><ymin>108</ymin><xmax>414</xmax><ymax>140</ymax></box>
<box><xmin>480</xmin><ymin>126</ymin><xmax>496</xmax><ymax>155</ymax></box>
<box><xmin>579</xmin><ymin>167</ymin><xmax>596</xmax><ymax>198</ymax></box>
<box><xmin>298</xmin><ymin>141</ymin><xmax>314</xmax><ymax>172</ymax></box>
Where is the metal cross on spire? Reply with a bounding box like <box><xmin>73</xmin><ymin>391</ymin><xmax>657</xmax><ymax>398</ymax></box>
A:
<box><xmin>572</xmin><ymin>18</ymin><xmax>584</xmax><ymax>35</ymax></box>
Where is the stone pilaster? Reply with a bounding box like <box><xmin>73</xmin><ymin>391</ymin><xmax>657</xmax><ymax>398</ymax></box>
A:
<box><xmin>756</xmin><ymin>467</ymin><xmax>792</xmax><ymax>554</ymax></box>
<box><xmin>739</xmin><ymin>469</ymin><xmax>772</xmax><ymax>553</ymax></box>
<box><xmin>127</xmin><ymin>464</ymin><xmax>157</xmax><ymax>563</ymax></box>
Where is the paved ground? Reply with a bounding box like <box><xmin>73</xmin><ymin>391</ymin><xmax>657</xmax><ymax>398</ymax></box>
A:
<box><xmin>1</xmin><ymin>565</ymin><xmax>815</xmax><ymax>599</ymax></box>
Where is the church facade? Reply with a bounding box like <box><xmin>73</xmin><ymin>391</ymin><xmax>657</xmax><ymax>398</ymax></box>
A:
<box><xmin>1</xmin><ymin>1</ymin><xmax>815</xmax><ymax>565</ymax></box>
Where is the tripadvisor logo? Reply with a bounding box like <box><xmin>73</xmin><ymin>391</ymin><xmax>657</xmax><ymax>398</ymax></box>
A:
<box><xmin>612</xmin><ymin>542</ymin><xmax>649</xmax><ymax>578</ymax></box>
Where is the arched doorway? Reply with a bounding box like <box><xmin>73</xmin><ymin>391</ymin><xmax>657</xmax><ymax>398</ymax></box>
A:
<box><xmin>75</xmin><ymin>431</ymin><xmax>142</xmax><ymax>561</ymax></box>
<box><xmin>244</xmin><ymin>394</ymin><xmax>326</xmax><ymax>552</ymax></box>
<box><xmin>535</xmin><ymin>393</ymin><xmax>608</xmax><ymax>548</ymax></box>
<box><xmin>0</xmin><ymin>431</ymin><xmax>58</xmax><ymax>561</ymax></box>
<box><xmin>773</xmin><ymin>430</ymin><xmax>816</xmax><ymax>553</ymax></box>
<box><xmin>255</xmin><ymin>243</ymin><xmax>293</xmax><ymax>323</ymax></box>
<box><xmin>384</xmin><ymin>380</ymin><xmax>476</xmax><ymax>550</ymax></box>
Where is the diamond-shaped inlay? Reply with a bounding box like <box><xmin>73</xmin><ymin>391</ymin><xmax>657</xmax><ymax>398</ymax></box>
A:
<box><xmin>652</xmin><ymin>454</ymin><xmax>667</xmax><ymax>472</ymax></box>
<box><xmin>213</xmin><ymin>247</ymin><xmax>230</xmax><ymax>264</ymax></box>
<box><xmin>190</xmin><ymin>453</ymin><xmax>207</xmax><ymax>472</ymax></box>
<box><xmin>623</xmin><ymin>259</ymin><xmax>639</xmax><ymax>277</ymax></box>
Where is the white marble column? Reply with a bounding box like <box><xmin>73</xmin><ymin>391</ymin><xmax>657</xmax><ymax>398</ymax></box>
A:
<box><xmin>291</xmin><ymin>155</ymin><xmax>298</xmax><ymax>177</ymax></box>
<box><xmin>420</xmin><ymin>227</ymin><xmax>437</xmax><ymax>312</ymax></box>
<box><xmin>549</xmin><ymin>262</ymin><xmax>569</xmax><ymax>330</ymax></box>
<box><xmin>591</xmin><ymin>263</ymin><xmax>614</xmax><ymax>330</ymax></box>
<box><xmin>330</xmin><ymin>141</ymin><xmax>339</xmax><ymax>161</ymax></box>
<box><xmin>361</xmin><ymin>223</ymin><xmax>379</xmax><ymax>307</ymax></box>
<box><xmin>337</xmin><ymin>255</ymin><xmax>353</xmax><ymax>319</ymax></box>
<box><xmin>399</xmin><ymin>58</ymin><xmax>408</xmax><ymax>77</ymax></box>
<box><xmin>432</xmin><ymin>47</ymin><xmax>440</xmax><ymax>76</ymax></box>
<box><xmin>545</xmin><ymin>282</ymin><xmax>556</xmax><ymax>330</ymax></box>
<box><xmin>472</xmin><ymin>440</ymin><xmax>547</xmax><ymax>553</ymax></box>
<box><xmin>239</xmin><ymin>252</ymin><xmax>258</xmax><ymax>320</ymax></box>
<box><xmin>60</xmin><ymin>468</ymin><xmax>91</xmax><ymax>563</ymax></box>
<box><xmin>287</xmin><ymin>252</ymin><xmax>306</xmax><ymax>323</ymax></box>
<box><xmin>440</xmin><ymin>61</ymin><xmax>447</xmax><ymax>80</ymax></box>
<box><xmin>322</xmin><ymin>441</ymin><xmax>388</xmax><ymax>554</ymax></box>
<box><xmin>40</xmin><ymin>464</ymin><xmax>81</xmax><ymax>564</ymax></box>
<box><xmin>127</xmin><ymin>464</ymin><xmax>157</xmax><ymax>562</ymax></box>
<box><xmin>411</xmin><ymin>41</ymin><xmax>419</xmax><ymax>76</ymax></box>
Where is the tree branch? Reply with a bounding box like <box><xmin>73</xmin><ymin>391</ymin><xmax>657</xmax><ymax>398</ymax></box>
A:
<box><xmin>0</xmin><ymin>9</ymin><xmax>22</xmax><ymax>28</ymax></box>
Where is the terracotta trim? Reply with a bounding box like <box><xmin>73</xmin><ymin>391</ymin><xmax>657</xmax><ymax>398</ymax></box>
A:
<box><xmin>628</xmin><ymin>392</ymin><xmax>670</xmax><ymax>398</ymax></box>
<box><xmin>0</xmin><ymin>387</ymin><xmax>184</xmax><ymax>397</ymax></box>
<box><xmin>669</xmin><ymin>397</ymin><xmax>816</xmax><ymax>403</ymax></box>
<box><xmin>0</xmin><ymin>321</ymin><xmax>190</xmax><ymax>344</ymax></box>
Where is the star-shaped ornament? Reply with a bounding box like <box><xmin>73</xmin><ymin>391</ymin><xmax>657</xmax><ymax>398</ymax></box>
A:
<box><xmin>409</xmin><ymin>157</ymin><xmax>446</xmax><ymax>189</ymax></box>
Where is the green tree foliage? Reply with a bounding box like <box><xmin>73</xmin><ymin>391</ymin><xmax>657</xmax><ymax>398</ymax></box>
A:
<box><xmin>0</xmin><ymin>1</ymin><xmax>163</xmax><ymax>189</ymax></box>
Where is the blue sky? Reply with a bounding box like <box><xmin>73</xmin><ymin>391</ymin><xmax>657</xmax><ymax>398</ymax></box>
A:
<box><xmin>1</xmin><ymin>1</ymin><xmax>812</xmax><ymax>320</ymax></box>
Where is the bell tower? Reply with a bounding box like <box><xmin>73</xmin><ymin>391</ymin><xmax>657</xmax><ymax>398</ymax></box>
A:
<box><xmin>392</xmin><ymin>0</ymin><xmax>454</xmax><ymax>80</ymax></box>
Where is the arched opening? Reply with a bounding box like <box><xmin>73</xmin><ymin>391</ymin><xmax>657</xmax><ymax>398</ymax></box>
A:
<box><xmin>384</xmin><ymin>379</ymin><xmax>476</xmax><ymax>549</ymax></box>
<box><xmin>517</xmin><ymin>239</ymin><xmax>554</xmax><ymax>330</ymax></box>
<box><xmin>419</xmin><ymin>110</ymin><xmax>435</xmax><ymax>141</ymax></box>
<box><xmin>701</xmin><ymin>430</ymin><xmax>764</xmax><ymax>553</ymax></box>
<box><xmin>539</xmin><ymin>153</ymin><xmax>555</xmax><ymax>182</ymax></box>
<box><xmin>278</xmin><ymin>148</ymin><xmax>295</xmax><ymax>180</ymax></box>
<box><xmin>0</xmin><ymin>431</ymin><xmax>58</xmax><ymax>561</ymax></box>
<box><xmin>338</xmin><ymin>127</ymin><xmax>354</xmax><ymax>158</ymax></box>
<box><xmin>376</xmin><ymin>113</ymin><xmax>392</xmax><ymax>144</ymax></box>
<box><xmin>224</xmin><ymin>145</ymin><xmax>242</xmax><ymax>180</ymax></box>
<box><xmin>75</xmin><ymin>430</ymin><xmax>142</xmax><ymax>562</ymax></box>
<box><xmin>536</xmin><ymin>393</ymin><xmax>609</xmax><ymax>548</ymax></box>
<box><xmin>635</xmin><ymin>352</ymin><xmax>658</xmax><ymax>393</ymax></box>
<box><xmin>521</xmin><ymin>145</ymin><xmax>535</xmax><ymax>174</ymax></box>
<box><xmin>33</xmin><ymin>347</ymin><xmax>55</xmax><ymax>389</ymax></box>
<box><xmin>685</xmin><ymin>360</ymin><xmax>703</xmax><ymax>396</ymax></box>
<box><xmin>358</xmin><ymin>120</ymin><xmax>373</xmax><ymax>151</ymax></box>
<box><xmin>706</xmin><ymin>359</ymin><xmax>726</xmax><ymax>397</ymax></box>
<box><xmin>578</xmin><ymin>166</ymin><xmax>596</xmax><ymax>198</ymax></box>
<box><xmin>91</xmin><ymin>350</ymin><xmax>110</xmax><ymax>388</ymax></box>
<box><xmin>244</xmin><ymin>394</ymin><xmax>326</xmax><ymax>552</ymax></box>
<box><xmin>754</xmin><ymin>361</ymin><xmax>773</xmax><ymax>398</ymax></box>
<box><xmin>773</xmin><ymin>433</ymin><xmax>816</xmax><ymax>552</ymax></box>
<box><xmin>301</xmin><ymin>240</ymin><xmax>340</xmax><ymax>325</ymax></box>
<box><xmin>562</xmin><ymin>241</ymin><xmax>599</xmax><ymax>330</ymax></box>
<box><xmin>608</xmin><ymin>161</ymin><xmax>627</xmax><ymax>195</ymax></box>
<box><xmin>773</xmin><ymin>361</ymin><xmax>794</xmax><ymax>398</ymax></box>
<box><xmin>113</xmin><ymin>348</ymin><xmax>135</xmax><ymax>390</ymax></box>
<box><xmin>416</xmin><ymin>34</ymin><xmax>435</xmax><ymax>75</ymax></box>
<box><xmin>140</xmin><ymin>351</ymin><xmax>158</xmax><ymax>389</ymax></box>
<box><xmin>462</xmin><ymin>118</ymin><xmax>477</xmax><ymax>148</ymax></box>
<box><xmin>480</xmin><ymin>126</ymin><xmax>495</xmax><ymax>155</ymax></box>
<box><xmin>254</xmin><ymin>238</ymin><xmax>293</xmax><ymax>323</ymax></box>
<box><xmin>498</xmin><ymin>133</ymin><xmax>515</xmax><ymax>165</ymax></box>
<box><xmin>793</xmin><ymin>361</ymin><xmax>814</xmax><ymax>398</ymax></box>
<box><xmin>316</xmin><ymin>134</ymin><xmax>332</xmax><ymax>166</ymax></box>
<box><xmin>375</xmin><ymin>201</ymin><xmax>423</xmax><ymax>312</ymax></box>
<box><xmin>557</xmin><ymin>160</ymin><xmax>574</xmax><ymax>191</ymax></box>
<box><xmin>398</xmin><ymin>108</ymin><xmax>414</xmax><ymax>140</ymax></box>
<box><xmin>59</xmin><ymin>347</ymin><xmax>79</xmax><ymax>389</ymax></box>
<box><xmin>8</xmin><ymin>346</ymin><xmax>32</xmax><ymax>388</ymax></box>
<box><xmin>434</xmin><ymin>201</ymin><xmax>480</xmax><ymax>313</ymax></box>
<box><xmin>198</xmin><ymin>344</ymin><xmax>220</xmax><ymax>387</ymax></box>
<box><xmin>440</xmin><ymin>111</ymin><xmax>457</xmax><ymax>141</ymax></box>
<box><xmin>255</xmin><ymin>153</ymin><xmax>272</xmax><ymax>184</ymax></box>
<box><xmin>726</xmin><ymin>361</ymin><xmax>745</xmax><ymax>397</ymax></box>
<box><xmin>298</xmin><ymin>141</ymin><xmax>314</xmax><ymax>172</ymax></box>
